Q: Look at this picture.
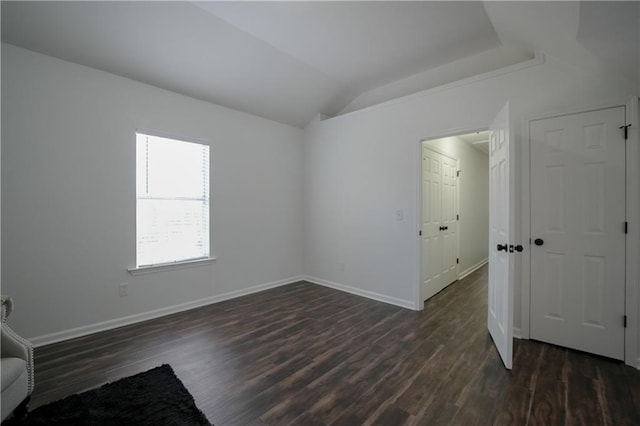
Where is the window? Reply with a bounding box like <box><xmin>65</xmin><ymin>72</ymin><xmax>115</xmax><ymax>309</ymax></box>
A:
<box><xmin>135</xmin><ymin>132</ymin><xmax>210</xmax><ymax>268</ymax></box>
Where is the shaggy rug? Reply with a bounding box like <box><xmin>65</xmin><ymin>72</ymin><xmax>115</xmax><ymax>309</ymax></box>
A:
<box><xmin>14</xmin><ymin>364</ymin><xmax>211</xmax><ymax>425</ymax></box>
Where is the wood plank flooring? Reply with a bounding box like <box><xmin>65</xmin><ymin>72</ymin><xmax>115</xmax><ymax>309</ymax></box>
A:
<box><xmin>27</xmin><ymin>266</ymin><xmax>640</xmax><ymax>425</ymax></box>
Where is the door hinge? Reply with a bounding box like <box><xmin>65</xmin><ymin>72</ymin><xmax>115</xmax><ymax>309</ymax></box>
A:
<box><xmin>456</xmin><ymin>258</ymin><xmax>459</xmax><ymax>264</ymax></box>
<box><xmin>456</xmin><ymin>170</ymin><xmax>460</xmax><ymax>177</ymax></box>
<box><xmin>620</xmin><ymin>124</ymin><xmax>631</xmax><ymax>140</ymax></box>
<box><xmin>624</xmin><ymin>315</ymin><xmax>627</xmax><ymax>328</ymax></box>
<box><xmin>457</xmin><ymin>214</ymin><xmax>459</xmax><ymax>221</ymax></box>
<box><xmin>419</xmin><ymin>230</ymin><xmax>422</xmax><ymax>236</ymax></box>
<box><xmin>624</xmin><ymin>221</ymin><xmax>628</xmax><ymax>234</ymax></box>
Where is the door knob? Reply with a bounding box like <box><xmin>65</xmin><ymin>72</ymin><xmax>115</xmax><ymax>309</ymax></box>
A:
<box><xmin>497</xmin><ymin>244</ymin><xmax>508</xmax><ymax>252</ymax></box>
<box><xmin>534</xmin><ymin>238</ymin><xmax>544</xmax><ymax>246</ymax></box>
<box><xmin>514</xmin><ymin>245</ymin><xmax>524</xmax><ymax>252</ymax></box>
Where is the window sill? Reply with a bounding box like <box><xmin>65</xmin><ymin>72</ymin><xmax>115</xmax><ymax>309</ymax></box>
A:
<box><xmin>128</xmin><ymin>257</ymin><xmax>216</xmax><ymax>276</ymax></box>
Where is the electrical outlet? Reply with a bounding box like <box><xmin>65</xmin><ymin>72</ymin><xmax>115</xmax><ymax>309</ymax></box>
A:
<box><xmin>119</xmin><ymin>282</ymin><xmax>129</xmax><ymax>297</ymax></box>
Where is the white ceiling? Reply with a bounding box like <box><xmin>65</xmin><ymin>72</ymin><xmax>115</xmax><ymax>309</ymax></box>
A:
<box><xmin>2</xmin><ymin>1</ymin><xmax>638</xmax><ymax>128</ymax></box>
<box><xmin>457</xmin><ymin>131</ymin><xmax>490</xmax><ymax>155</ymax></box>
<box><xmin>195</xmin><ymin>1</ymin><xmax>501</xmax><ymax>91</ymax></box>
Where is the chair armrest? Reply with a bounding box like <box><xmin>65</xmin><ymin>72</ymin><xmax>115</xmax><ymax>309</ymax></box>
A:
<box><xmin>1</xmin><ymin>326</ymin><xmax>31</xmax><ymax>361</ymax></box>
<box><xmin>1</xmin><ymin>296</ymin><xmax>35</xmax><ymax>395</ymax></box>
<box><xmin>1</xmin><ymin>295</ymin><xmax>13</xmax><ymax>322</ymax></box>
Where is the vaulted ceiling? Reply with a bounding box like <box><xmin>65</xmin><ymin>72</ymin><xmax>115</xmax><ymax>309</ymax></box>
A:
<box><xmin>2</xmin><ymin>1</ymin><xmax>638</xmax><ymax>128</ymax></box>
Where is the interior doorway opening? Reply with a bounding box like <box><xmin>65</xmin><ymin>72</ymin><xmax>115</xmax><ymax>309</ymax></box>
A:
<box><xmin>420</xmin><ymin>131</ymin><xmax>490</xmax><ymax>304</ymax></box>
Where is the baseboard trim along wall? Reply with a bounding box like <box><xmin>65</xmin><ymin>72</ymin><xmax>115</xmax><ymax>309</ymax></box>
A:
<box><xmin>29</xmin><ymin>275</ymin><xmax>306</xmax><ymax>347</ymax></box>
<box><xmin>458</xmin><ymin>258</ymin><xmax>489</xmax><ymax>281</ymax></box>
<box><xmin>302</xmin><ymin>275</ymin><xmax>416</xmax><ymax>311</ymax></box>
<box><xmin>30</xmin><ymin>274</ymin><xmax>416</xmax><ymax>347</ymax></box>
<box><xmin>513</xmin><ymin>327</ymin><xmax>522</xmax><ymax>339</ymax></box>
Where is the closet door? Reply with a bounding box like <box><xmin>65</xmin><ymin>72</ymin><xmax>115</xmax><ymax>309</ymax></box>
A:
<box><xmin>441</xmin><ymin>154</ymin><xmax>458</xmax><ymax>287</ymax></box>
<box><xmin>529</xmin><ymin>106</ymin><xmax>626</xmax><ymax>360</ymax></box>
<box><xmin>422</xmin><ymin>146</ymin><xmax>458</xmax><ymax>302</ymax></box>
<box><xmin>422</xmin><ymin>146</ymin><xmax>444</xmax><ymax>301</ymax></box>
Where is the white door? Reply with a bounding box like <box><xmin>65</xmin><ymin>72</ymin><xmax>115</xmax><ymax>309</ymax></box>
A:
<box><xmin>422</xmin><ymin>146</ymin><xmax>443</xmax><ymax>301</ymax></box>
<box><xmin>488</xmin><ymin>102</ymin><xmax>514</xmax><ymax>370</ymax></box>
<box><xmin>530</xmin><ymin>107</ymin><xmax>626</xmax><ymax>360</ymax></box>
<box><xmin>441</xmin><ymin>154</ymin><xmax>459</xmax><ymax>287</ymax></box>
<box><xmin>421</xmin><ymin>146</ymin><xmax>458</xmax><ymax>301</ymax></box>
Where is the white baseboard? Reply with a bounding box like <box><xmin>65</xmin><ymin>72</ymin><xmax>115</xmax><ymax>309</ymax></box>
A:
<box><xmin>302</xmin><ymin>275</ymin><xmax>415</xmax><ymax>310</ymax></box>
<box><xmin>513</xmin><ymin>327</ymin><xmax>522</xmax><ymax>339</ymax></box>
<box><xmin>29</xmin><ymin>275</ymin><xmax>305</xmax><ymax>347</ymax></box>
<box><xmin>458</xmin><ymin>258</ymin><xmax>489</xmax><ymax>280</ymax></box>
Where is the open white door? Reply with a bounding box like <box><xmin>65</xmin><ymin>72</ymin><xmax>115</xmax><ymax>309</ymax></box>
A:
<box><xmin>488</xmin><ymin>102</ymin><xmax>514</xmax><ymax>369</ymax></box>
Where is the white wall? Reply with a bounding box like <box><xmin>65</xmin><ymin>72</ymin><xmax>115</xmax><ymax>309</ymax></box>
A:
<box><xmin>339</xmin><ymin>46</ymin><xmax>532</xmax><ymax>115</ymax></box>
<box><xmin>1</xmin><ymin>44</ymin><xmax>304</xmax><ymax>341</ymax></box>
<box><xmin>303</xmin><ymin>53</ymin><xmax>635</xmax><ymax>329</ymax></box>
<box><xmin>2</xmin><ymin>41</ymin><xmax>638</xmax><ymax>363</ymax></box>
<box><xmin>425</xmin><ymin>137</ymin><xmax>489</xmax><ymax>276</ymax></box>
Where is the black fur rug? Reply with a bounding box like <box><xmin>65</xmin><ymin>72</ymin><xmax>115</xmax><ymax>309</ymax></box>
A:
<box><xmin>12</xmin><ymin>364</ymin><xmax>211</xmax><ymax>425</ymax></box>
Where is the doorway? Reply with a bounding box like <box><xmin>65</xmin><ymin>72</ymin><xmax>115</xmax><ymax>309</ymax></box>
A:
<box><xmin>421</xmin><ymin>132</ymin><xmax>490</xmax><ymax>303</ymax></box>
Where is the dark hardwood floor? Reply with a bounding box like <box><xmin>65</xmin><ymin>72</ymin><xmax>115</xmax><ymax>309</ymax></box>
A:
<box><xmin>28</xmin><ymin>266</ymin><xmax>640</xmax><ymax>425</ymax></box>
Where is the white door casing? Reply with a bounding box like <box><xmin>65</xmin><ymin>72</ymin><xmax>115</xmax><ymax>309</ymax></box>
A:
<box><xmin>529</xmin><ymin>107</ymin><xmax>626</xmax><ymax>360</ymax></box>
<box><xmin>488</xmin><ymin>102</ymin><xmax>514</xmax><ymax>370</ymax></box>
<box><xmin>421</xmin><ymin>145</ymin><xmax>458</xmax><ymax>301</ymax></box>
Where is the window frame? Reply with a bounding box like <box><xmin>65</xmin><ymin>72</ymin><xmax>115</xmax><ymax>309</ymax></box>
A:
<box><xmin>128</xmin><ymin>130</ymin><xmax>215</xmax><ymax>275</ymax></box>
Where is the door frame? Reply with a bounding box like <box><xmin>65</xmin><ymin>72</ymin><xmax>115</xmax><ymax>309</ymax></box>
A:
<box><xmin>415</xmin><ymin>127</ymin><xmax>485</xmax><ymax>310</ymax></box>
<box><xmin>521</xmin><ymin>97</ymin><xmax>639</xmax><ymax>368</ymax></box>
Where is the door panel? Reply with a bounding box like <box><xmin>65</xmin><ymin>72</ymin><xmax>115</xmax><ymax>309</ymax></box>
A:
<box><xmin>441</xmin><ymin>154</ymin><xmax>458</xmax><ymax>286</ymax></box>
<box><xmin>422</xmin><ymin>147</ymin><xmax>443</xmax><ymax>301</ymax></box>
<box><xmin>422</xmin><ymin>146</ymin><xmax>458</xmax><ymax>301</ymax></box>
<box><xmin>488</xmin><ymin>102</ymin><xmax>514</xmax><ymax>370</ymax></box>
<box><xmin>530</xmin><ymin>106</ymin><xmax>626</xmax><ymax>360</ymax></box>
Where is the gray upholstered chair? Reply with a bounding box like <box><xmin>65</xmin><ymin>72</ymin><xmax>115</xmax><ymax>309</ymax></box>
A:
<box><xmin>1</xmin><ymin>296</ymin><xmax>34</xmax><ymax>421</ymax></box>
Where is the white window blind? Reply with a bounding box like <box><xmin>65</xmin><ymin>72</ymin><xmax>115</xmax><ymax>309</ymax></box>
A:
<box><xmin>136</xmin><ymin>132</ymin><xmax>210</xmax><ymax>267</ymax></box>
